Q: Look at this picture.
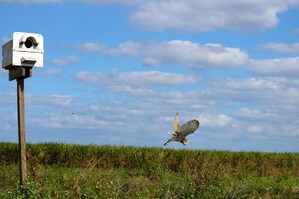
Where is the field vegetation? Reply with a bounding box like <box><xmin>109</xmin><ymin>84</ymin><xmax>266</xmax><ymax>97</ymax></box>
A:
<box><xmin>0</xmin><ymin>142</ymin><xmax>298</xmax><ymax>198</ymax></box>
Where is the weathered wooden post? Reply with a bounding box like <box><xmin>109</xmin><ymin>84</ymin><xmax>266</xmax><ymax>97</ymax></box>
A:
<box><xmin>17</xmin><ymin>78</ymin><xmax>27</xmax><ymax>183</ymax></box>
<box><xmin>2</xmin><ymin>32</ymin><xmax>44</xmax><ymax>186</ymax></box>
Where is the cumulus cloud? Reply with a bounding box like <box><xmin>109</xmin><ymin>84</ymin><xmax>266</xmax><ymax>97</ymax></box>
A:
<box><xmin>76</xmin><ymin>70</ymin><xmax>198</xmax><ymax>86</ymax></box>
<box><xmin>105</xmin><ymin>41</ymin><xmax>142</xmax><ymax>57</ymax></box>
<box><xmin>206</xmin><ymin>77</ymin><xmax>299</xmax><ymax>106</ymax></box>
<box><xmin>141</xmin><ymin>41</ymin><xmax>248</xmax><ymax>68</ymax></box>
<box><xmin>37</xmin><ymin>114</ymin><xmax>107</xmax><ymax>129</ymax></box>
<box><xmin>77</xmin><ymin>42</ymin><xmax>106</xmax><ymax>52</ymax></box>
<box><xmin>234</xmin><ymin>108</ymin><xmax>279</xmax><ymax>120</ymax></box>
<box><xmin>76</xmin><ymin>40</ymin><xmax>248</xmax><ymax>69</ymax></box>
<box><xmin>129</xmin><ymin>0</ymin><xmax>299</xmax><ymax>32</ymax></box>
<box><xmin>2</xmin><ymin>0</ymin><xmax>298</xmax><ymax>34</ymax></box>
<box><xmin>198</xmin><ymin>80</ymin><xmax>299</xmax><ymax>138</ymax></box>
<box><xmin>50</xmin><ymin>56</ymin><xmax>80</xmax><ymax>66</ymax></box>
<box><xmin>29</xmin><ymin>115</ymin><xmax>63</xmax><ymax>129</ymax></box>
<box><xmin>75</xmin><ymin>70</ymin><xmax>199</xmax><ymax>96</ymax></box>
<box><xmin>198</xmin><ymin>113</ymin><xmax>232</xmax><ymax>127</ymax></box>
<box><xmin>248</xmin><ymin>57</ymin><xmax>299</xmax><ymax>76</ymax></box>
<box><xmin>256</xmin><ymin>42</ymin><xmax>299</xmax><ymax>54</ymax></box>
<box><xmin>0</xmin><ymin>94</ymin><xmax>76</xmax><ymax>133</ymax></box>
<box><xmin>231</xmin><ymin>107</ymin><xmax>299</xmax><ymax>138</ymax></box>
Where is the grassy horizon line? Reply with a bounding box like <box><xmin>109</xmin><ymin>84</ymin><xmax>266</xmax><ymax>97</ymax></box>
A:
<box><xmin>0</xmin><ymin>142</ymin><xmax>298</xmax><ymax>198</ymax></box>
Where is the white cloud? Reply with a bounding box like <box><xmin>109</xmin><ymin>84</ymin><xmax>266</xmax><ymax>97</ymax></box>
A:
<box><xmin>75</xmin><ymin>70</ymin><xmax>199</xmax><ymax>96</ymax></box>
<box><xmin>112</xmin><ymin>70</ymin><xmax>198</xmax><ymax>86</ymax></box>
<box><xmin>105</xmin><ymin>41</ymin><xmax>142</xmax><ymax>57</ymax></box>
<box><xmin>212</xmin><ymin>77</ymin><xmax>279</xmax><ymax>91</ymax></box>
<box><xmin>27</xmin><ymin>113</ymin><xmax>109</xmax><ymax>129</ymax></box>
<box><xmin>234</xmin><ymin>108</ymin><xmax>279</xmax><ymax>120</ymax></box>
<box><xmin>0</xmin><ymin>94</ymin><xmax>76</xmax><ymax>132</ymax></box>
<box><xmin>2</xmin><ymin>0</ymin><xmax>298</xmax><ymax>35</ymax></box>
<box><xmin>50</xmin><ymin>56</ymin><xmax>80</xmax><ymax>66</ymax></box>
<box><xmin>141</xmin><ymin>41</ymin><xmax>248</xmax><ymax>68</ymax></box>
<box><xmin>207</xmin><ymin>77</ymin><xmax>299</xmax><ymax>105</ymax></box>
<box><xmin>29</xmin><ymin>116</ymin><xmax>63</xmax><ymax>128</ymax></box>
<box><xmin>248</xmin><ymin>57</ymin><xmax>299</xmax><ymax>76</ymax></box>
<box><xmin>256</xmin><ymin>42</ymin><xmax>299</xmax><ymax>54</ymax></box>
<box><xmin>231</xmin><ymin>107</ymin><xmax>299</xmax><ymax>138</ymax></box>
<box><xmin>77</xmin><ymin>42</ymin><xmax>106</xmax><ymax>52</ymax></box>
<box><xmin>198</xmin><ymin>113</ymin><xmax>232</xmax><ymax>127</ymax></box>
<box><xmin>78</xmin><ymin>70</ymin><xmax>198</xmax><ymax>86</ymax></box>
<box><xmin>76</xmin><ymin>40</ymin><xmax>248</xmax><ymax>69</ymax></box>
<box><xmin>129</xmin><ymin>0</ymin><xmax>299</xmax><ymax>32</ymax></box>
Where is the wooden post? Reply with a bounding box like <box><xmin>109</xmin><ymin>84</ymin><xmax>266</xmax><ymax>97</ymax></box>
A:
<box><xmin>17</xmin><ymin>78</ymin><xmax>27</xmax><ymax>185</ymax></box>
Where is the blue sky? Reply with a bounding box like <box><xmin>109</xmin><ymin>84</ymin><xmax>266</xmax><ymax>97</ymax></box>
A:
<box><xmin>1</xmin><ymin>0</ymin><xmax>299</xmax><ymax>152</ymax></box>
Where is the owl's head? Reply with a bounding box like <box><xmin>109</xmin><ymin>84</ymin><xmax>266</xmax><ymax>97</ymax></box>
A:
<box><xmin>181</xmin><ymin>138</ymin><xmax>188</xmax><ymax>145</ymax></box>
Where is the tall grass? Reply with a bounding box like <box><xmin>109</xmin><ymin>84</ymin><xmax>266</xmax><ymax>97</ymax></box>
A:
<box><xmin>0</xmin><ymin>142</ymin><xmax>298</xmax><ymax>198</ymax></box>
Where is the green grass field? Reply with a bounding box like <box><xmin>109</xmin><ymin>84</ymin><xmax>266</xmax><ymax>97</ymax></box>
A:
<box><xmin>0</xmin><ymin>142</ymin><xmax>298</xmax><ymax>198</ymax></box>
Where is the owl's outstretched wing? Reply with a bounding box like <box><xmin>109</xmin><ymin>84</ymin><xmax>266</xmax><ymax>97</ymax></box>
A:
<box><xmin>176</xmin><ymin>119</ymin><xmax>199</xmax><ymax>138</ymax></box>
<box><xmin>173</xmin><ymin>112</ymin><xmax>179</xmax><ymax>132</ymax></box>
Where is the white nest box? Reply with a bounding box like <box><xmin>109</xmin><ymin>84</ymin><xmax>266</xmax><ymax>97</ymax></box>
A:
<box><xmin>2</xmin><ymin>32</ymin><xmax>44</xmax><ymax>69</ymax></box>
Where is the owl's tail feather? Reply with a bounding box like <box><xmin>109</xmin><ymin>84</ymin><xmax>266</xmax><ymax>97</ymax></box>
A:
<box><xmin>164</xmin><ymin>139</ymin><xmax>173</xmax><ymax>146</ymax></box>
<box><xmin>164</xmin><ymin>132</ymin><xmax>175</xmax><ymax>146</ymax></box>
